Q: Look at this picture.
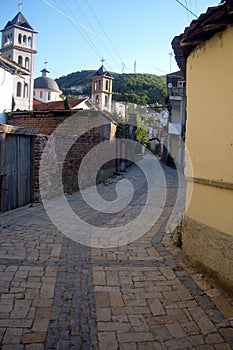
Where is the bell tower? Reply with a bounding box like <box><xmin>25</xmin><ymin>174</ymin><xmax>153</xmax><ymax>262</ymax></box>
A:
<box><xmin>0</xmin><ymin>10</ymin><xmax>37</xmax><ymax>110</ymax></box>
<box><xmin>92</xmin><ymin>59</ymin><xmax>113</xmax><ymax>113</ymax></box>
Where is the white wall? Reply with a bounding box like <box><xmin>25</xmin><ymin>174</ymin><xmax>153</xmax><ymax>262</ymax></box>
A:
<box><xmin>0</xmin><ymin>66</ymin><xmax>13</xmax><ymax>123</ymax></box>
<box><xmin>34</xmin><ymin>89</ymin><xmax>62</xmax><ymax>103</ymax></box>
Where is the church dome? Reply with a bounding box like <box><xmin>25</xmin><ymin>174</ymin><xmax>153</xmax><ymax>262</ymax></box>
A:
<box><xmin>34</xmin><ymin>68</ymin><xmax>61</xmax><ymax>92</ymax></box>
<box><xmin>34</xmin><ymin>76</ymin><xmax>60</xmax><ymax>91</ymax></box>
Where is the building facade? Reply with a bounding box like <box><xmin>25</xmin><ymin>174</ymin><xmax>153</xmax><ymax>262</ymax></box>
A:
<box><xmin>0</xmin><ymin>55</ymin><xmax>29</xmax><ymax>122</ymax></box>
<box><xmin>166</xmin><ymin>71</ymin><xmax>186</xmax><ymax>170</ymax></box>
<box><xmin>172</xmin><ymin>0</ymin><xmax>233</xmax><ymax>294</ymax></box>
<box><xmin>0</xmin><ymin>12</ymin><xmax>37</xmax><ymax>111</ymax></box>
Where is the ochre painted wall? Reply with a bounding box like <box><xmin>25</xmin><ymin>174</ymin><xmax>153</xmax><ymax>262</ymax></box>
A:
<box><xmin>183</xmin><ymin>25</ymin><xmax>233</xmax><ymax>294</ymax></box>
<box><xmin>185</xmin><ymin>25</ymin><xmax>233</xmax><ymax>233</ymax></box>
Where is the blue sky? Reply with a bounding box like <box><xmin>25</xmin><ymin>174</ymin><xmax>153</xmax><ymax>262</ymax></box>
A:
<box><xmin>1</xmin><ymin>0</ymin><xmax>219</xmax><ymax>79</ymax></box>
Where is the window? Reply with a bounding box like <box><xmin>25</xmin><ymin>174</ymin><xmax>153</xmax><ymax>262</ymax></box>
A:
<box><xmin>23</xmin><ymin>35</ymin><xmax>27</xmax><ymax>45</ymax></box>
<box><xmin>25</xmin><ymin>57</ymin><xmax>30</xmax><ymax>70</ymax></box>
<box><xmin>6</xmin><ymin>34</ymin><xmax>11</xmax><ymax>45</ymax></box>
<box><xmin>95</xmin><ymin>79</ymin><xmax>101</xmax><ymax>91</ymax></box>
<box><xmin>33</xmin><ymin>91</ymin><xmax>35</xmax><ymax>97</ymax></box>
<box><xmin>105</xmin><ymin>95</ymin><xmax>108</xmax><ymax>107</ymax></box>
<box><xmin>105</xmin><ymin>80</ymin><xmax>109</xmax><ymax>91</ymax></box>
<box><xmin>28</xmin><ymin>36</ymin><xmax>32</xmax><ymax>47</ymax></box>
<box><xmin>18</xmin><ymin>55</ymin><xmax>23</xmax><ymax>65</ymax></box>
<box><xmin>95</xmin><ymin>95</ymin><xmax>99</xmax><ymax>105</ymax></box>
<box><xmin>48</xmin><ymin>92</ymin><xmax>51</xmax><ymax>101</ymax></box>
<box><xmin>40</xmin><ymin>91</ymin><xmax>43</xmax><ymax>98</ymax></box>
<box><xmin>24</xmin><ymin>83</ymin><xmax>28</xmax><ymax>98</ymax></box>
<box><xmin>18</xmin><ymin>33</ymin><xmax>22</xmax><ymax>44</ymax></box>
<box><xmin>17</xmin><ymin>82</ymin><xmax>22</xmax><ymax>97</ymax></box>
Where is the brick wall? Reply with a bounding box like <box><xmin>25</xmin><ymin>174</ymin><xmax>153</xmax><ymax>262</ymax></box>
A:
<box><xmin>8</xmin><ymin>110</ymin><xmax>117</xmax><ymax>200</ymax></box>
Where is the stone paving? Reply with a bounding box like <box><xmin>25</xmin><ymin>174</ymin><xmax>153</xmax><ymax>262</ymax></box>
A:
<box><xmin>0</xmin><ymin>156</ymin><xmax>233</xmax><ymax>349</ymax></box>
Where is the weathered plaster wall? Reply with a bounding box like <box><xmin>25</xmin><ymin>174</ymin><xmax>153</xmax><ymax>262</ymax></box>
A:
<box><xmin>184</xmin><ymin>25</ymin><xmax>233</xmax><ymax>294</ymax></box>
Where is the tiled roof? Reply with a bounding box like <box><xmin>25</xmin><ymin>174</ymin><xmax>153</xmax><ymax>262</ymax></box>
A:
<box><xmin>172</xmin><ymin>0</ymin><xmax>233</xmax><ymax>74</ymax></box>
<box><xmin>33</xmin><ymin>98</ymin><xmax>93</xmax><ymax>111</ymax></box>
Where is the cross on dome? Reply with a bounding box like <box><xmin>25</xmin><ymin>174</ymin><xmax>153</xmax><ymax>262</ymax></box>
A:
<box><xmin>44</xmin><ymin>59</ymin><xmax>48</xmax><ymax>69</ymax></box>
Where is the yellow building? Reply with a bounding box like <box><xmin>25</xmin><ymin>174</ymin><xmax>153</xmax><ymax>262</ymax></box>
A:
<box><xmin>172</xmin><ymin>0</ymin><xmax>233</xmax><ymax>294</ymax></box>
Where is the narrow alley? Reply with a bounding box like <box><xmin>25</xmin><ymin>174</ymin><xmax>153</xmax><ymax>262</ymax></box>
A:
<box><xmin>0</xmin><ymin>156</ymin><xmax>232</xmax><ymax>350</ymax></box>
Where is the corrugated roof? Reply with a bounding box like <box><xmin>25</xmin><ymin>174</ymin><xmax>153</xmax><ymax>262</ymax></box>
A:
<box><xmin>172</xmin><ymin>0</ymin><xmax>233</xmax><ymax>74</ymax></box>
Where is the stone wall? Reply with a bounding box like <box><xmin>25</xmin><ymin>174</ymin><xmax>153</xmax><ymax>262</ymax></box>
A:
<box><xmin>182</xmin><ymin>216</ymin><xmax>233</xmax><ymax>296</ymax></box>
<box><xmin>8</xmin><ymin>110</ymin><xmax>117</xmax><ymax>201</ymax></box>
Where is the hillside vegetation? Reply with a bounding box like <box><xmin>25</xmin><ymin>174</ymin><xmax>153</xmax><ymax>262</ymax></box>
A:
<box><xmin>55</xmin><ymin>70</ymin><xmax>167</xmax><ymax>105</ymax></box>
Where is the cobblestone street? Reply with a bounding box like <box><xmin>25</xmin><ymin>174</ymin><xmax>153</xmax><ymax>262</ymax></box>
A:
<box><xmin>0</xmin><ymin>156</ymin><xmax>233</xmax><ymax>349</ymax></box>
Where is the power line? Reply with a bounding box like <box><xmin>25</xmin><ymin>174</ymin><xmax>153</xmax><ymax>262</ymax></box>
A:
<box><xmin>40</xmin><ymin>0</ymin><xmax>168</xmax><ymax>76</ymax></box>
<box><xmin>175</xmin><ymin>0</ymin><xmax>198</xmax><ymax>18</ymax></box>
<box><xmin>41</xmin><ymin>0</ymin><xmax>104</xmax><ymax>61</ymax></box>
<box><xmin>85</xmin><ymin>0</ymin><xmax>130</xmax><ymax>73</ymax></box>
<box><xmin>184</xmin><ymin>0</ymin><xmax>190</xmax><ymax>21</ymax></box>
<box><xmin>71</xmin><ymin>0</ymin><xmax>122</xmax><ymax>71</ymax></box>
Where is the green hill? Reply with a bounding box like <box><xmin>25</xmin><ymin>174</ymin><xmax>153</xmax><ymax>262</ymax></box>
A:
<box><xmin>55</xmin><ymin>70</ymin><xmax>167</xmax><ymax>105</ymax></box>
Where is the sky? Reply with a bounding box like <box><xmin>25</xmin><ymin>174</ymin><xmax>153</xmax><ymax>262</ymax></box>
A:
<box><xmin>1</xmin><ymin>0</ymin><xmax>220</xmax><ymax>79</ymax></box>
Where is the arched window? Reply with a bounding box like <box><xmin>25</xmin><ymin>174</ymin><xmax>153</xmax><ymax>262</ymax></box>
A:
<box><xmin>105</xmin><ymin>80</ymin><xmax>109</xmax><ymax>91</ymax></box>
<box><xmin>25</xmin><ymin>57</ymin><xmax>30</xmax><ymax>70</ymax></box>
<box><xmin>7</xmin><ymin>35</ymin><xmax>11</xmax><ymax>45</ymax></box>
<box><xmin>48</xmin><ymin>92</ymin><xmax>51</xmax><ymax>101</ymax></box>
<box><xmin>95</xmin><ymin>79</ymin><xmax>101</xmax><ymax>91</ymax></box>
<box><xmin>23</xmin><ymin>35</ymin><xmax>27</xmax><ymax>45</ymax></box>
<box><xmin>28</xmin><ymin>36</ymin><xmax>32</xmax><ymax>47</ymax></box>
<box><xmin>24</xmin><ymin>83</ymin><xmax>28</xmax><ymax>98</ymax></box>
<box><xmin>18</xmin><ymin>33</ymin><xmax>22</xmax><ymax>44</ymax></box>
<box><xmin>18</xmin><ymin>55</ymin><xmax>23</xmax><ymax>66</ymax></box>
<box><xmin>17</xmin><ymin>82</ymin><xmax>22</xmax><ymax>97</ymax></box>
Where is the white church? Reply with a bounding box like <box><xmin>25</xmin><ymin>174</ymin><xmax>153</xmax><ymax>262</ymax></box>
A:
<box><xmin>0</xmin><ymin>9</ymin><xmax>114</xmax><ymax>119</ymax></box>
<box><xmin>0</xmin><ymin>11</ymin><xmax>37</xmax><ymax>112</ymax></box>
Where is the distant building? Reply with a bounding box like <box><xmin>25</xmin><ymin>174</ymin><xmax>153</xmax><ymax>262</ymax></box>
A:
<box><xmin>166</xmin><ymin>71</ymin><xmax>186</xmax><ymax>170</ymax></box>
<box><xmin>0</xmin><ymin>11</ymin><xmax>37</xmax><ymax>110</ymax></box>
<box><xmin>92</xmin><ymin>63</ymin><xmax>113</xmax><ymax>112</ymax></box>
<box><xmin>34</xmin><ymin>68</ymin><xmax>63</xmax><ymax>103</ymax></box>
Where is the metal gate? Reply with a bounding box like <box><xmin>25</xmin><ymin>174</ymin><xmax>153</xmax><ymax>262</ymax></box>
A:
<box><xmin>0</xmin><ymin>125</ymin><xmax>36</xmax><ymax>213</ymax></box>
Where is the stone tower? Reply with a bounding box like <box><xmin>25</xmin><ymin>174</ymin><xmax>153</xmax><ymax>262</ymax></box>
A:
<box><xmin>92</xmin><ymin>63</ymin><xmax>113</xmax><ymax>112</ymax></box>
<box><xmin>0</xmin><ymin>12</ymin><xmax>37</xmax><ymax>110</ymax></box>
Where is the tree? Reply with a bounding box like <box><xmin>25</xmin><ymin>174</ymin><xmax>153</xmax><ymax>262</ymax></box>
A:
<box><xmin>64</xmin><ymin>96</ymin><xmax>70</xmax><ymax>110</ymax></box>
